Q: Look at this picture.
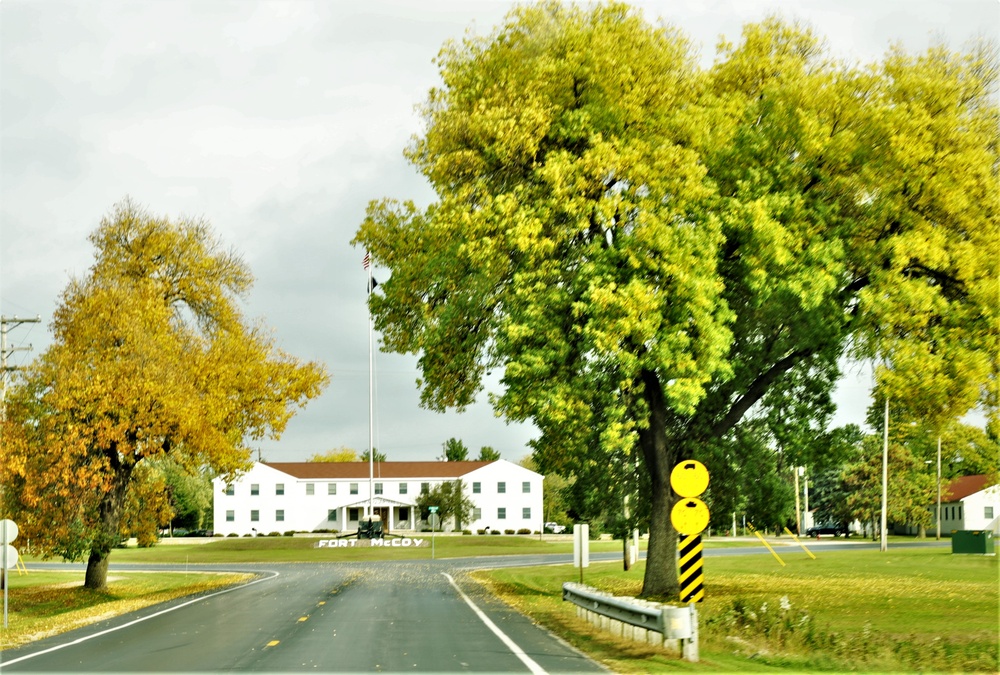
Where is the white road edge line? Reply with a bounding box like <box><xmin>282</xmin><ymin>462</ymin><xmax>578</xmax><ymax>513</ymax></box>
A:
<box><xmin>2</xmin><ymin>570</ymin><xmax>280</xmax><ymax>667</ymax></box>
<box><xmin>442</xmin><ymin>572</ymin><xmax>547</xmax><ymax>675</ymax></box>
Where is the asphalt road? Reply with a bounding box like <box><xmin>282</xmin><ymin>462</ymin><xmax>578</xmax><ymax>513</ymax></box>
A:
<box><xmin>1</xmin><ymin>540</ymin><xmax>947</xmax><ymax>672</ymax></box>
<box><xmin>1</xmin><ymin>559</ymin><xmax>605</xmax><ymax>673</ymax></box>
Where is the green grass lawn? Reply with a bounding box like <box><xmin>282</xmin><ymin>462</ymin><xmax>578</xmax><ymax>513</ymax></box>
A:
<box><xmin>22</xmin><ymin>532</ymin><xmax>644</xmax><ymax>564</ymax></box>
<box><xmin>475</xmin><ymin>547</ymin><xmax>1000</xmax><ymax>672</ymax></box>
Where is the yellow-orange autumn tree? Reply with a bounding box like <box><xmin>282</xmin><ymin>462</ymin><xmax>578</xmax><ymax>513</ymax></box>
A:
<box><xmin>1</xmin><ymin>200</ymin><xmax>328</xmax><ymax>588</ymax></box>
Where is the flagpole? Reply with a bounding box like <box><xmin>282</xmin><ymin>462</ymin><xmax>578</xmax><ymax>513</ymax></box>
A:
<box><xmin>366</xmin><ymin>253</ymin><xmax>374</xmax><ymax>519</ymax></box>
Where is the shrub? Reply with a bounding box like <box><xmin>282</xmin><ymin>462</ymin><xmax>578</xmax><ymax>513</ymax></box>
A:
<box><xmin>504</xmin><ymin>529</ymin><xmax>515</xmax><ymax>535</ymax></box>
<box><xmin>517</xmin><ymin>528</ymin><xmax>532</xmax><ymax>535</ymax></box>
<box><xmin>477</xmin><ymin>529</ymin><xmax>488</xmax><ymax>535</ymax></box>
<box><xmin>462</xmin><ymin>530</ymin><xmax>472</xmax><ymax>535</ymax></box>
<box><xmin>267</xmin><ymin>531</ymin><xmax>281</xmax><ymax>537</ymax></box>
<box><xmin>283</xmin><ymin>530</ymin><xmax>297</xmax><ymax>537</ymax></box>
<box><xmin>491</xmin><ymin>530</ymin><xmax>501</xmax><ymax>535</ymax></box>
<box><xmin>226</xmin><ymin>533</ymin><xmax>239</xmax><ymax>537</ymax></box>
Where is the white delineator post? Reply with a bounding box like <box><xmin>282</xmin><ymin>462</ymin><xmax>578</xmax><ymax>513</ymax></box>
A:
<box><xmin>573</xmin><ymin>524</ymin><xmax>589</xmax><ymax>584</ymax></box>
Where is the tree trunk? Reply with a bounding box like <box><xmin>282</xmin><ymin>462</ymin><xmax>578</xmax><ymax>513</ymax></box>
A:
<box><xmin>84</xmin><ymin>550</ymin><xmax>111</xmax><ymax>589</ymax></box>
<box><xmin>84</xmin><ymin>463</ymin><xmax>133</xmax><ymax>590</ymax></box>
<box><xmin>638</xmin><ymin>369</ymin><xmax>680</xmax><ymax>599</ymax></box>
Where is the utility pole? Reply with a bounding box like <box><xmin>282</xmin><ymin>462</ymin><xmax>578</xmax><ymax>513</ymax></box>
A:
<box><xmin>1</xmin><ymin>315</ymin><xmax>41</xmax><ymax>418</ymax></box>
<box><xmin>793</xmin><ymin>467</ymin><xmax>802</xmax><ymax>535</ymax></box>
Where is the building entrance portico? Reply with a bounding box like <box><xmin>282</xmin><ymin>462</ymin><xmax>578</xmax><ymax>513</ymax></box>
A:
<box><xmin>344</xmin><ymin>497</ymin><xmax>413</xmax><ymax>533</ymax></box>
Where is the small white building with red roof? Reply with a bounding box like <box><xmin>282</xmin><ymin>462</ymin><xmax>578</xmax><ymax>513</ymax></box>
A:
<box><xmin>938</xmin><ymin>474</ymin><xmax>999</xmax><ymax>534</ymax></box>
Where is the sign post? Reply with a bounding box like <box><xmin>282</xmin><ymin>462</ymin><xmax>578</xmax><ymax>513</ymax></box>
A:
<box><xmin>573</xmin><ymin>523</ymin><xmax>589</xmax><ymax>584</ymax></box>
<box><xmin>428</xmin><ymin>506</ymin><xmax>438</xmax><ymax>560</ymax></box>
<box><xmin>669</xmin><ymin>461</ymin><xmax>710</xmax><ymax>663</ymax></box>
<box><xmin>1</xmin><ymin>519</ymin><xmax>18</xmax><ymax>628</ymax></box>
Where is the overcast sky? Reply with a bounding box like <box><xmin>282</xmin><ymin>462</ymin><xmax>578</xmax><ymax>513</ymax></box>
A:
<box><xmin>1</xmin><ymin>0</ymin><xmax>996</xmax><ymax>464</ymax></box>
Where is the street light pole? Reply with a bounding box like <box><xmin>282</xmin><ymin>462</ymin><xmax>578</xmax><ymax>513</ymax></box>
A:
<box><xmin>936</xmin><ymin>436</ymin><xmax>942</xmax><ymax>541</ymax></box>
<box><xmin>880</xmin><ymin>397</ymin><xmax>888</xmax><ymax>552</ymax></box>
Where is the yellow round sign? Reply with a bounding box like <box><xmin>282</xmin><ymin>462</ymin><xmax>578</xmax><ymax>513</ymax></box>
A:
<box><xmin>670</xmin><ymin>498</ymin><xmax>710</xmax><ymax>535</ymax></box>
<box><xmin>670</xmin><ymin>460</ymin><xmax>709</xmax><ymax>497</ymax></box>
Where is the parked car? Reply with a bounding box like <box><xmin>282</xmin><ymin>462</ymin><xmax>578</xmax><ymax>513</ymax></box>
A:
<box><xmin>544</xmin><ymin>522</ymin><xmax>566</xmax><ymax>534</ymax></box>
<box><xmin>805</xmin><ymin>523</ymin><xmax>850</xmax><ymax>537</ymax></box>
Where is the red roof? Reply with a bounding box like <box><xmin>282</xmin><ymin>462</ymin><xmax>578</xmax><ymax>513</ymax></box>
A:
<box><xmin>941</xmin><ymin>475</ymin><xmax>994</xmax><ymax>502</ymax></box>
<box><xmin>263</xmin><ymin>461</ymin><xmax>494</xmax><ymax>480</ymax></box>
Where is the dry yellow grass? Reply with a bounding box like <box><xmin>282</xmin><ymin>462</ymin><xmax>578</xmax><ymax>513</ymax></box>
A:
<box><xmin>1</xmin><ymin>572</ymin><xmax>253</xmax><ymax>649</ymax></box>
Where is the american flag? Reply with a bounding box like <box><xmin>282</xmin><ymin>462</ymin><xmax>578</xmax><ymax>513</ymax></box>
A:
<box><xmin>363</xmin><ymin>252</ymin><xmax>370</xmax><ymax>269</ymax></box>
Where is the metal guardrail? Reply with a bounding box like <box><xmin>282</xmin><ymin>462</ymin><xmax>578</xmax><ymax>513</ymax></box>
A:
<box><xmin>562</xmin><ymin>582</ymin><xmax>665</xmax><ymax>634</ymax></box>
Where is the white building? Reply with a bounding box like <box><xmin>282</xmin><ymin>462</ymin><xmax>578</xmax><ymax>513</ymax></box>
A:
<box><xmin>212</xmin><ymin>459</ymin><xmax>543</xmax><ymax>536</ymax></box>
<box><xmin>897</xmin><ymin>474</ymin><xmax>1000</xmax><ymax>536</ymax></box>
<box><xmin>937</xmin><ymin>475</ymin><xmax>999</xmax><ymax>535</ymax></box>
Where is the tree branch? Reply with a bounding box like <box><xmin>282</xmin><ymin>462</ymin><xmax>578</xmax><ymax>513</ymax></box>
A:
<box><xmin>710</xmin><ymin>347</ymin><xmax>814</xmax><ymax>438</ymax></box>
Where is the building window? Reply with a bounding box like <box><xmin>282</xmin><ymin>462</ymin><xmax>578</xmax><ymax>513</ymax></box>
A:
<box><xmin>250</xmin><ymin>484</ymin><xmax>259</xmax><ymax>496</ymax></box>
<box><xmin>276</xmin><ymin>510</ymin><xmax>285</xmax><ymax>522</ymax></box>
<box><xmin>498</xmin><ymin>507</ymin><xmax>506</xmax><ymax>520</ymax></box>
<box><xmin>473</xmin><ymin>507</ymin><xmax>481</xmax><ymax>520</ymax></box>
<box><xmin>348</xmin><ymin>508</ymin><xmax>360</xmax><ymax>521</ymax></box>
<box><xmin>375</xmin><ymin>483</ymin><xmax>383</xmax><ymax>495</ymax></box>
<box><xmin>958</xmin><ymin>506</ymin><xmax>962</xmax><ymax>520</ymax></box>
<box><xmin>399</xmin><ymin>507</ymin><xmax>410</xmax><ymax>521</ymax></box>
<box><xmin>306</xmin><ymin>483</ymin><xmax>315</xmax><ymax>496</ymax></box>
<box><xmin>226</xmin><ymin>510</ymin><xmax>234</xmax><ymax>522</ymax></box>
<box><xmin>522</xmin><ymin>481</ymin><xmax>530</xmax><ymax>493</ymax></box>
<box><xmin>328</xmin><ymin>510</ymin><xmax>338</xmax><ymax>522</ymax></box>
<box><xmin>225</xmin><ymin>484</ymin><xmax>234</xmax><ymax>496</ymax></box>
<box><xmin>473</xmin><ymin>482</ymin><xmax>481</xmax><ymax>494</ymax></box>
<box><xmin>328</xmin><ymin>483</ymin><xmax>337</xmax><ymax>495</ymax></box>
<box><xmin>350</xmin><ymin>483</ymin><xmax>359</xmax><ymax>495</ymax></box>
<box><xmin>421</xmin><ymin>482</ymin><xmax>429</xmax><ymax>494</ymax></box>
<box><xmin>498</xmin><ymin>482</ymin><xmax>506</xmax><ymax>494</ymax></box>
<box><xmin>251</xmin><ymin>510</ymin><xmax>259</xmax><ymax>522</ymax></box>
<box><xmin>986</xmin><ymin>507</ymin><xmax>995</xmax><ymax>519</ymax></box>
<box><xmin>399</xmin><ymin>482</ymin><xmax>408</xmax><ymax>495</ymax></box>
<box><xmin>523</xmin><ymin>507</ymin><xmax>531</xmax><ymax>519</ymax></box>
<box><xmin>276</xmin><ymin>483</ymin><xmax>284</xmax><ymax>496</ymax></box>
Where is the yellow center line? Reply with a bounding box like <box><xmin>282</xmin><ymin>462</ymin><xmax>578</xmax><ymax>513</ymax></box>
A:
<box><xmin>298</xmin><ymin>616</ymin><xmax>309</xmax><ymax>622</ymax></box>
<box><xmin>265</xmin><ymin>640</ymin><xmax>280</xmax><ymax>648</ymax></box>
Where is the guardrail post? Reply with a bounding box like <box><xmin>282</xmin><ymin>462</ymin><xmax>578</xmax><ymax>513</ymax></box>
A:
<box><xmin>682</xmin><ymin>604</ymin><xmax>699</xmax><ymax>662</ymax></box>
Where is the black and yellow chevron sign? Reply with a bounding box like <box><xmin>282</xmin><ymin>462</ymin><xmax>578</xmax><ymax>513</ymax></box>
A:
<box><xmin>678</xmin><ymin>533</ymin><xmax>705</xmax><ymax>603</ymax></box>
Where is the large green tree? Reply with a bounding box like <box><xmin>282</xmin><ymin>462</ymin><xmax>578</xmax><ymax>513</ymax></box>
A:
<box><xmin>842</xmin><ymin>432</ymin><xmax>936</xmax><ymax>538</ymax></box>
<box><xmin>1</xmin><ymin>200</ymin><xmax>328</xmax><ymax>588</ymax></box>
<box><xmin>416</xmin><ymin>480</ymin><xmax>475</xmax><ymax>531</ymax></box>
<box><xmin>477</xmin><ymin>446</ymin><xmax>502</xmax><ymax>461</ymax></box>
<box><xmin>440</xmin><ymin>437</ymin><xmax>469</xmax><ymax>461</ymax></box>
<box><xmin>354</xmin><ymin>3</ymin><xmax>997</xmax><ymax>597</ymax></box>
<box><xmin>359</xmin><ymin>448</ymin><xmax>387</xmax><ymax>463</ymax></box>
